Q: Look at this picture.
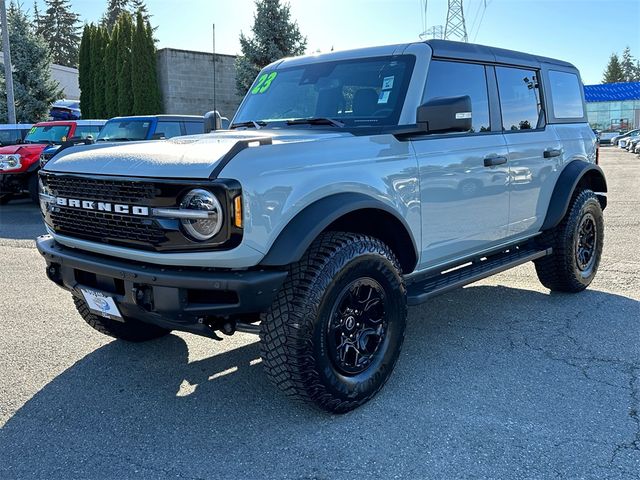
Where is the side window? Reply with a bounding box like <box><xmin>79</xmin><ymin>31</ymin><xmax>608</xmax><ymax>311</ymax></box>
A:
<box><xmin>496</xmin><ymin>66</ymin><xmax>542</xmax><ymax>131</ymax></box>
<box><xmin>548</xmin><ymin>70</ymin><xmax>584</xmax><ymax>119</ymax></box>
<box><xmin>155</xmin><ymin>121</ymin><xmax>182</xmax><ymax>139</ymax></box>
<box><xmin>423</xmin><ymin>60</ymin><xmax>491</xmax><ymax>133</ymax></box>
<box><xmin>184</xmin><ymin>122</ymin><xmax>204</xmax><ymax>135</ymax></box>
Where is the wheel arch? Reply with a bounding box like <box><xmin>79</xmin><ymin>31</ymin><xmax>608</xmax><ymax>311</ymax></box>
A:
<box><xmin>259</xmin><ymin>193</ymin><xmax>419</xmax><ymax>274</ymax></box>
<box><xmin>541</xmin><ymin>159</ymin><xmax>607</xmax><ymax>231</ymax></box>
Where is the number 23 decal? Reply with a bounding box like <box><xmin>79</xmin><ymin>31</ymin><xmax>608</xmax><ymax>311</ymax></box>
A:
<box><xmin>251</xmin><ymin>72</ymin><xmax>278</xmax><ymax>94</ymax></box>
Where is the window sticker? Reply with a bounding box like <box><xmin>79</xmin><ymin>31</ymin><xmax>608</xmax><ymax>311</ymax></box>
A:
<box><xmin>378</xmin><ymin>90</ymin><xmax>391</xmax><ymax>104</ymax></box>
<box><xmin>251</xmin><ymin>71</ymin><xmax>278</xmax><ymax>94</ymax></box>
<box><xmin>382</xmin><ymin>76</ymin><xmax>395</xmax><ymax>90</ymax></box>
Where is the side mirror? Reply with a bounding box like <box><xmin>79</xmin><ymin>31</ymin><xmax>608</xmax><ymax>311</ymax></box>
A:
<box><xmin>416</xmin><ymin>95</ymin><xmax>472</xmax><ymax>134</ymax></box>
<box><xmin>204</xmin><ymin>110</ymin><xmax>222</xmax><ymax>133</ymax></box>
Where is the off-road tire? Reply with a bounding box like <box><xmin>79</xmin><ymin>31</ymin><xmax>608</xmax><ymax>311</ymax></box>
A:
<box><xmin>73</xmin><ymin>296</ymin><xmax>171</xmax><ymax>342</ymax></box>
<box><xmin>535</xmin><ymin>189</ymin><xmax>604</xmax><ymax>292</ymax></box>
<box><xmin>0</xmin><ymin>194</ymin><xmax>12</xmax><ymax>205</ymax></box>
<box><xmin>259</xmin><ymin>232</ymin><xmax>407</xmax><ymax>413</ymax></box>
<box><xmin>28</xmin><ymin>173</ymin><xmax>39</xmax><ymax>204</ymax></box>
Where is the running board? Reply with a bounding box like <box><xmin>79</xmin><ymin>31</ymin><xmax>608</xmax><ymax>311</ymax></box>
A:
<box><xmin>407</xmin><ymin>246</ymin><xmax>552</xmax><ymax>306</ymax></box>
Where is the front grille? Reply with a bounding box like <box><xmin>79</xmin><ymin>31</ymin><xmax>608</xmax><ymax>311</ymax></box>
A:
<box><xmin>44</xmin><ymin>175</ymin><xmax>156</xmax><ymax>204</ymax></box>
<box><xmin>49</xmin><ymin>208</ymin><xmax>166</xmax><ymax>245</ymax></box>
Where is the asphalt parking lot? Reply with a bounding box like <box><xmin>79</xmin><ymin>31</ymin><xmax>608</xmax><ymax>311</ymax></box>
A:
<box><xmin>0</xmin><ymin>147</ymin><xmax>638</xmax><ymax>479</ymax></box>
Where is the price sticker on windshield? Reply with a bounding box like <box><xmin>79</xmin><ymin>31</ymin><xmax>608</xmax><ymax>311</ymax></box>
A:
<box><xmin>29</xmin><ymin>127</ymin><xmax>36</xmax><ymax>134</ymax></box>
<box><xmin>251</xmin><ymin>71</ymin><xmax>278</xmax><ymax>94</ymax></box>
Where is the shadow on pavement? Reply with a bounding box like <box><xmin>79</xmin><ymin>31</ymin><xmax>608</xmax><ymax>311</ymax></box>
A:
<box><xmin>1</xmin><ymin>285</ymin><xmax>639</xmax><ymax>479</ymax></box>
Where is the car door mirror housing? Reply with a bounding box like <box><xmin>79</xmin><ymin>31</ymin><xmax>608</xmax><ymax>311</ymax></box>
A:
<box><xmin>204</xmin><ymin>110</ymin><xmax>222</xmax><ymax>133</ymax></box>
<box><xmin>416</xmin><ymin>95</ymin><xmax>473</xmax><ymax>134</ymax></box>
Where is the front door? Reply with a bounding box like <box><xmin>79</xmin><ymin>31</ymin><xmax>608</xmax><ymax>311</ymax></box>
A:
<box><xmin>413</xmin><ymin>60</ymin><xmax>510</xmax><ymax>270</ymax></box>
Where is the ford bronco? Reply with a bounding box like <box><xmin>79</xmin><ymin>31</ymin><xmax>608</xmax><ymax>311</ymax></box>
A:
<box><xmin>37</xmin><ymin>40</ymin><xmax>606</xmax><ymax>412</ymax></box>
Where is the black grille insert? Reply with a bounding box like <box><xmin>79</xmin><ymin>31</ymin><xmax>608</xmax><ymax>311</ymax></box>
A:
<box><xmin>44</xmin><ymin>175</ymin><xmax>156</xmax><ymax>204</ymax></box>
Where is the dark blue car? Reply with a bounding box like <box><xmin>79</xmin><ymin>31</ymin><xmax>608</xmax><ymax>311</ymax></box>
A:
<box><xmin>49</xmin><ymin>100</ymin><xmax>81</xmax><ymax>120</ymax></box>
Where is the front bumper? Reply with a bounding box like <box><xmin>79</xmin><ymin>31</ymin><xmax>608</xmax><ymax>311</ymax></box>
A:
<box><xmin>0</xmin><ymin>172</ymin><xmax>29</xmax><ymax>194</ymax></box>
<box><xmin>37</xmin><ymin>235</ymin><xmax>287</xmax><ymax>338</ymax></box>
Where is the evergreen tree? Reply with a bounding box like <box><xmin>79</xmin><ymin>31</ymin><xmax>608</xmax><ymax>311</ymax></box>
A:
<box><xmin>129</xmin><ymin>0</ymin><xmax>152</xmax><ymax>26</ymax></box>
<box><xmin>102</xmin><ymin>0</ymin><xmax>129</xmax><ymax>31</ymax></box>
<box><xmin>90</xmin><ymin>25</ymin><xmax>107</xmax><ymax>117</ymax></box>
<box><xmin>116</xmin><ymin>13</ymin><xmax>134</xmax><ymax>116</ymax></box>
<box><xmin>131</xmin><ymin>12</ymin><xmax>161</xmax><ymax>114</ymax></box>
<box><xmin>32</xmin><ymin>1</ymin><xmax>45</xmax><ymax>35</ymax></box>
<box><xmin>0</xmin><ymin>3</ymin><xmax>62</xmax><ymax>122</ymax></box>
<box><xmin>37</xmin><ymin>0</ymin><xmax>82</xmax><ymax>67</ymax></box>
<box><xmin>78</xmin><ymin>24</ymin><xmax>93</xmax><ymax>118</ymax></box>
<box><xmin>104</xmin><ymin>26</ymin><xmax>119</xmax><ymax>118</ymax></box>
<box><xmin>602</xmin><ymin>53</ymin><xmax>625</xmax><ymax>84</ymax></box>
<box><xmin>235</xmin><ymin>0</ymin><xmax>306</xmax><ymax>95</ymax></box>
<box><xmin>620</xmin><ymin>47</ymin><xmax>637</xmax><ymax>82</ymax></box>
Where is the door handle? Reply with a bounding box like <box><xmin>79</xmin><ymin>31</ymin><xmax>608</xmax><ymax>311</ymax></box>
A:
<box><xmin>483</xmin><ymin>155</ymin><xmax>508</xmax><ymax>167</ymax></box>
<box><xmin>543</xmin><ymin>148</ymin><xmax>562</xmax><ymax>159</ymax></box>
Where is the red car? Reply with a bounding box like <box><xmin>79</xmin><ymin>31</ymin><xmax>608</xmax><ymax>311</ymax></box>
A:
<box><xmin>0</xmin><ymin>120</ymin><xmax>105</xmax><ymax>204</ymax></box>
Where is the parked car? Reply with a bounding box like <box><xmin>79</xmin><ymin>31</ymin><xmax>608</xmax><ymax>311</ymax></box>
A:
<box><xmin>96</xmin><ymin>115</ymin><xmax>205</xmax><ymax>143</ymax></box>
<box><xmin>38</xmin><ymin>40</ymin><xmax>606</xmax><ymax>412</ymax></box>
<box><xmin>627</xmin><ymin>136</ymin><xmax>640</xmax><ymax>153</ymax></box>
<box><xmin>619</xmin><ymin>131</ymin><xmax>640</xmax><ymax>149</ymax></box>
<box><xmin>0</xmin><ymin>120</ymin><xmax>105</xmax><ymax>204</ymax></box>
<box><xmin>598</xmin><ymin>131</ymin><xmax>619</xmax><ymax>145</ymax></box>
<box><xmin>49</xmin><ymin>99</ymin><xmax>82</xmax><ymax>121</ymax></box>
<box><xmin>0</xmin><ymin>123</ymin><xmax>33</xmax><ymax>147</ymax></box>
<box><xmin>610</xmin><ymin>129</ymin><xmax>640</xmax><ymax>146</ymax></box>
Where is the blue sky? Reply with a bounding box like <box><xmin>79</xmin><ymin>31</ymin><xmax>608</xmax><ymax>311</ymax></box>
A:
<box><xmin>53</xmin><ymin>0</ymin><xmax>640</xmax><ymax>85</ymax></box>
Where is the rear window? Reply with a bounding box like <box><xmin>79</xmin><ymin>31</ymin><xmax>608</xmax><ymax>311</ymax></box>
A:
<box><xmin>184</xmin><ymin>122</ymin><xmax>204</xmax><ymax>135</ymax></box>
<box><xmin>548</xmin><ymin>71</ymin><xmax>584</xmax><ymax>119</ymax></box>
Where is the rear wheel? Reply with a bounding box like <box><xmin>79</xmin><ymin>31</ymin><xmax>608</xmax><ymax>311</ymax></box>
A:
<box><xmin>73</xmin><ymin>296</ymin><xmax>171</xmax><ymax>342</ymax></box>
<box><xmin>535</xmin><ymin>189</ymin><xmax>604</xmax><ymax>292</ymax></box>
<box><xmin>260</xmin><ymin>232</ymin><xmax>407</xmax><ymax>413</ymax></box>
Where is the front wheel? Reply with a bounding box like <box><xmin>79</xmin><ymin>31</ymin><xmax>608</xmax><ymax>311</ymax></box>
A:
<box><xmin>535</xmin><ymin>189</ymin><xmax>604</xmax><ymax>292</ymax></box>
<box><xmin>260</xmin><ymin>232</ymin><xmax>407</xmax><ymax>413</ymax></box>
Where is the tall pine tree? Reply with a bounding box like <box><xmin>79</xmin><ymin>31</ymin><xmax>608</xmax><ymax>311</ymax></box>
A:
<box><xmin>37</xmin><ymin>0</ymin><xmax>82</xmax><ymax>67</ymax></box>
<box><xmin>90</xmin><ymin>26</ymin><xmax>107</xmax><ymax>117</ymax></box>
<box><xmin>78</xmin><ymin>24</ymin><xmax>93</xmax><ymax>118</ymax></box>
<box><xmin>104</xmin><ymin>26</ymin><xmax>119</xmax><ymax>118</ymax></box>
<box><xmin>0</xmin><ymin>3</ymin><xmax>62</xmax><ymax>122</ymax></box>
<box><xmin>102</xmin><ymin>0</ymin><xmax>129</xmax><ymax>31</ymax></box>
<box><xmin>235</xmin><ymin>0</ymin><xmax>307</xmax><ymax>95</ymax></box>
<box><xmin>131</xmin><ymin>12</ymin><xmax>161</xmax><ymax>114</ymax></box>
<box><xmin>116</xmin><ymin>13</ymin><xmax>134</xmax><ymax>116</ymax></box>
<box><xmin>620</xmin><ymin>47</ymin><xmax>638</xmax><ymax>82</ymax></box>
<box><xmin>602</xmin><ymin>53</ymin><xmax>625</xmax><ymax>84</ymax></box>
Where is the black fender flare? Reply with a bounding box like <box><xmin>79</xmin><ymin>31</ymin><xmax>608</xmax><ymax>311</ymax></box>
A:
<box><xmin>259</xmin><ymin>192</ymin><xmax>418</xmax><ymax>270</ymax></box>
<box><xmin>541</xmin><ymin>160</ymin><xmax>607</xmax><ymax>231</ymax></box>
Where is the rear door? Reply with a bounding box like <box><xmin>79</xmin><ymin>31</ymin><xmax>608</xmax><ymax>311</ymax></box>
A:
<box><xmin>412</xmin><ymin>59</ymin><xmax>510</xmax><ymax>269</ymax></box>
<box><xmin>154</xmin><ymin>120</ymin><xmax>182</xmax><ymax>139</ymax></box>
<box><xmin>495</xmin><ymin>66</ymin><xmax>563</xmax><ymax>236</ymax></box>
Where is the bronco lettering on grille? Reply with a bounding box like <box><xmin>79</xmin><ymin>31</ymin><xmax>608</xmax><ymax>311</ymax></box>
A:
<box><xmin>54</xmin><ymin>196</ymin><xmax>149</xmax><ymax>216</ymax></box>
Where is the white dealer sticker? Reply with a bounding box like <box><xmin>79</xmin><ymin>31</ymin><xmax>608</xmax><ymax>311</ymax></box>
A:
<box><xmin>382</xmin><ymin>76</ymin><xmax>395</xmax><ymax>90</ymax></box>
<box><xmin>81</xmin><ymin>288</ymin><xmax>123</xmax><ymax>321</ymax></box>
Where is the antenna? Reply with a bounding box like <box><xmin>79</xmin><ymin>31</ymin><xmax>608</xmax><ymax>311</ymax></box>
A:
<box><xmin>444</xmin><ymin>0</ymin><xmax>468</xmax><ymax>42</ymax></box>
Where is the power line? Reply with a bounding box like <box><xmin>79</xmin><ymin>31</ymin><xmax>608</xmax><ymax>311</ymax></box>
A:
<box><xmin>472</xmin><ymin>0</ymin><xmax>488</xmax><ymax>42</ymax></box>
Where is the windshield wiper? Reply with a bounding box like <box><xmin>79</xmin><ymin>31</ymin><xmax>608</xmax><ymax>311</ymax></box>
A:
<box><xmin>286</xmin><ymin>117</ymin><xmax>345</xmax><ymax>128</ymax></box>
<box><xmin>230</xmin><ymin>120</ymin><xmax>267</xmax><ymax>130</ymax></box>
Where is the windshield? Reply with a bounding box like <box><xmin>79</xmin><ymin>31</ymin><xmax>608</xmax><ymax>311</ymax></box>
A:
<box><xmin>24</xmin><ymin>125</ymin><xmax>71</xmax><ymax>144</ymax></box>
<box><xmin>233</xmin><ymin>55</ymin><xmax>415</xmax><ymax>128</ymax></box>
<box><xmin>97</xmin><ymin>119</ymin><xmax>151</xmax><ymax>142</ymax></box>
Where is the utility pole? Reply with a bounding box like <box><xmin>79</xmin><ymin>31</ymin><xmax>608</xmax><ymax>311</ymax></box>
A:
<box><xmin>444</xmin><ymin>0</ymin><xmax>468</xmax><ymax>43</ymax></box>
<box><xmin>0</xmin><ymin>0</ymin><xmax>16</xmax><ymax>123</ymax></box>
<box><xmin>212</xmin><ymin>23</ymin><xmax>217</xmax><ymax>117</ymax></box>
<box><xmin>421</xmin><ymin>25</ymin><xmax>444</xmax><ymax>40</ymax></box>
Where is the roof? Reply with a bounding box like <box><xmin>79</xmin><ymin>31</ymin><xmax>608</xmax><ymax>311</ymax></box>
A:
<box><xmin>107</xmin><ymin>115</ymin><xmax>204</xmax><ymax>122</ymax></box>
<box><xmin>583</xmin><ymin>82</ymin><xmax>640</xmax><ymax>102</ymax></box>
<box><xmin>425</xmin><ymin>39</ymin><xmax>575</xmax><ymax>69</ymax></box>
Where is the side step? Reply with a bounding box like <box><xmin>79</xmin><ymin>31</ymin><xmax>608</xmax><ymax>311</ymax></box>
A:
<box><xmin>407</xmin><ymin>245</ymin><xmax>551</xmax><ymax>306</ymax></box>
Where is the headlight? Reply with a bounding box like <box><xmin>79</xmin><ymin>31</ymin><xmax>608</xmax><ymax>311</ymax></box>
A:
<box><xmin>179</xmin><ymin>189</ymin><xmax>223</xmax><ymax>241</ymax></box>
<box><xmin>0</xmin><ymin>154</ymin><xmax>22</xmax><ymax>171</ymax></box>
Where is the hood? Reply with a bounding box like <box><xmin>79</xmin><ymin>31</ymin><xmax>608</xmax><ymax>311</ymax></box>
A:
<box><xmin>43</xmin><ymin>129</ymin><xmax>351</xmax><ymax>179</ymax></box>
<box><xmin>0</xmin><ymin>143</ymin><xmax>46</xmax><ymax>156</ymax></box>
